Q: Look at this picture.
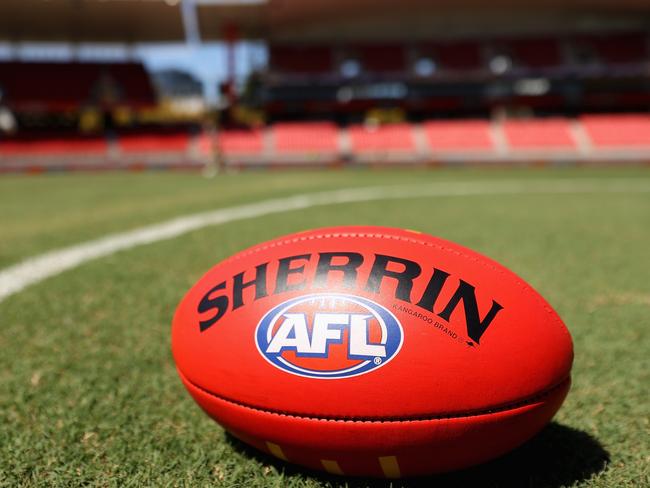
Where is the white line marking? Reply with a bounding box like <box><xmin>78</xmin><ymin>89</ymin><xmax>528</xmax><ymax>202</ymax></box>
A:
<box><xmin>1</xmin><ymin>178</ymin><xmax>649</xmax><ymax>304</ymax></box>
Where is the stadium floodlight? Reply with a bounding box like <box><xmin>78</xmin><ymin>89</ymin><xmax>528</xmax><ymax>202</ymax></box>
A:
<box><xmin>340</xmin><ymin>59</ymin><xmax>361</xmax><ymax>78</ymax></box>
<box><xmin>414</xmin><ymin>57</ymin><xmax>436</xmax><ymax>77</ymax></box>
<box><xmin>489</xmin><ymin>55</ymin><xmax>512</xmax><ymax>75</ymax></box>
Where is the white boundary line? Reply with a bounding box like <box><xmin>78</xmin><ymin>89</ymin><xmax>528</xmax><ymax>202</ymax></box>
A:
<box><xmin>1</xmin><ymin>178</ymin><xmax>649</xmax><ymax>304</ymax></box>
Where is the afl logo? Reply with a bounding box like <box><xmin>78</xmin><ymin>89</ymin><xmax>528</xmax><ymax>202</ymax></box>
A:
<box><xmin>255</xmin><ymin>294</ymin><xmax>403</xmax><ymax>379</ymax></box>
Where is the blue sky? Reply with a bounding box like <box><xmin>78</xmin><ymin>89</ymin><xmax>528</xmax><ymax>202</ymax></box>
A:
<box><xmin>138</xmin><ymin>42</ymin><xmax>267</xmax><ymax>102</ymax></box>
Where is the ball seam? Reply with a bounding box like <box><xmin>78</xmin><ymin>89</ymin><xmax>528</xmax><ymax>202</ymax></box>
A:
<box><xmin>181</xmin><ymin>371</ymin><xmax>570</xmax><ymax>424</ymax></box>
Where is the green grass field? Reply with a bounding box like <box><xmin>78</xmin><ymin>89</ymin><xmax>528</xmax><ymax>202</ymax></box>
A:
<box><xmin>1</xmin><ymin>167</ymin><xmax>648</xmax><ymax>487</ymax></box>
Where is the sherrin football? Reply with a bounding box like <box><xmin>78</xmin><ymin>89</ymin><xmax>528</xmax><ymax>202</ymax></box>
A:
<box><xmin>171</xmin><ymin>226</ymin><xmax>573</xmax><ymax>478</ymax></box>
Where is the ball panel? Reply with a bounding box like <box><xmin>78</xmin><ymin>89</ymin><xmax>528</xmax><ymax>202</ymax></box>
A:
<box><xmin>172</xmin><ymin>226</ymin><xmax>572</xmax><ymax>418</ymax></box>
<box><xmin>180</xmin><ymin>369</ymin><xmax>570</xmax><ymax>477</ymax></box>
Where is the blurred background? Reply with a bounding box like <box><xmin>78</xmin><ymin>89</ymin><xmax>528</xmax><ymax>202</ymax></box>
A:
<box><xmin>0</xmin><ymin>0</ymin><xmax>648</xmax><ymax>172</ymax></box>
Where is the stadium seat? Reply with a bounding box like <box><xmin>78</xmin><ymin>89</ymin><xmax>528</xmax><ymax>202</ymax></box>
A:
<box><xmin>581</xmin><ymin>90</ymin><xmax>650</xmax><ymax>111</ymax></box>
<box><xmin>0</xmin><ymin>62</ymin><xmax>92</xmax><ymax>110</ymax></box>
<box><xmin>217</xmin><ymin>129</ymin><xmax>264</xmax><ymax>155</ymax></box>
<box><xmin>106</xmin><ymin>63</ymin><xmax>157</xmax><ymax>106</ymax></box>
<box><xmin>506</xmin><ymin>38</ymin><xmax>563</xmax><ymax>68</ymax></box>
<box><xmin>348</xmin><ymin>124</ymin><xmax>415</xmax><ymax>152</ymax></box>
<box><xmin>270</xmin><ymin>45</ymin><xmax>334</xmax><ymax>74</ymax></box>
<box><xmin>423</xmin><ymin>120</ymin><xmax>494</xmax><ymax>151</ymax></box>
<box><xmin>584</xmin><ymin>33</ymin><xmax>648</xmax><ymax>64</ymax></box>
<box><xmin>0</xmin><ymin>61</ymin><xmax>155</xmax><ymax>110</ymax></box>
<box><xmin>117</xmin><ymin>131</ymin><xmax>191</xmax><ymax>153</ymax></box>
<box><xmin>428</xmin><ymin>41</ymin><xmax>483</xmax><ymax>71</ymax></box>
<box><xmin>502</xmin><ymin>119</ymin><xmax>576</xmax><ymax>149</ymax></box>
<box><xmin>580</xmin><ymin>114</ymin><xmax>650</xmax><ymax>147</ymax></box>
<box><xmin>272</xmin><ymin>122</ymin><xmax>339</xmax><ymax>153</ymax></box>
<box><xmin>356</xmin><ymin>44</ymin><xmax>407</xmax><ymax>73</ymax></box>
<box><xmin>0</xmin><ymin>134</ymin><xmax>108</xmax><ymax>156</ymax></box>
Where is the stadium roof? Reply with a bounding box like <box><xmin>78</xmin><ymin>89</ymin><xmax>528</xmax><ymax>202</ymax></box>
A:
<box><xmin>259</xmin><ymin>0</ymin><xmax>650</xmax><ymax>42</ymax></box>
<box><xmin>0</xmin><ymin>0</ymin><xmax>648</xmax><ymax>43</ymax></box>
<box><xmin>0</xmin><ymin>0</ymin><xmax>268</xmax><ymax>43</ymax></box>
<box><xmin>0</xmin><ymin>0</ymin><xmax>186</xmax><ymax>42</ymax></box>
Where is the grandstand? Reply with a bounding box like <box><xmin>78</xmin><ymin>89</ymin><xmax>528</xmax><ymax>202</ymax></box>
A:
<box><xmin>261</xmin><ymin>33</ymin><xmax>650</xmax><ymax>117</ymax></box>
<box><xmin>0</xmin><ymin>61</ymin><xmax>155</xmax><ymax>112</ymax></box>
<box><xmin>0</xmin><ymin>0</ymin><xmax>648</xmax><ymax>172</ymax></box>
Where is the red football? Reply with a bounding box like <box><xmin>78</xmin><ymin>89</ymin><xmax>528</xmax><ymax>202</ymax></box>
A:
<box><xmin>171</xmin><ymin>226</ymin><xmax>573</xmax><ymax>477</ymax></box>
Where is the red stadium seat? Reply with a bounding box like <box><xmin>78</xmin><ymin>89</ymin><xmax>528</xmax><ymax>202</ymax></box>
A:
<box><xmin>357</xmin><ymin>44</ymin><xmax>407</xmax><ymax>73</ymax></box>
<box><xmin>0</xmin><ymin>135</ymin><xmax>108</xmax><ymax>156</ymax></box>
<box><xmin>0</xmin><ymin>62</ymin><xmax>93</xmax><ymax>110</ymax></box>
<box><xmin>348</xmin><ymin>124</ymin><xmax>415</xmax><ymax>152</ymax></box>
<box><xmin>106</xmin><ymin>63</ymin><xmax>157</xmax><ymax>107</ymax></box>
<box><xmin>117</xmin><ymin>131</ymin><xmax>191</xmax><ymax>153</ymax></box>
<box><xmin>217</xmin><ymin>130</ymin><xmax>264</xmax><ymax>154</ymax></box>
<box><xmin>423</xmin><ymin>120</ymin><xmax>494</xmax><ymax>151</ymax></box>
<box><xmin>427</xmin><ymin>41</ymin><xmax>483</xmax><ymax>71</ymax></box>
<box><xmin>0</xmin><ymin>61</ymin><xmax>155</xmax><ymax>111</ymax></box>
<box><xmin>589</xmin><ymin>33</ymin><xmax>647</xmax><ymax>64</ymax></box>
<box><xmin>273</xmin><ymin>122</ymin><xmax>338</xmax><ymax>153</ymax></box>
<box><xmin>270</xmin><ymin>45</ymin><xmax>334</xmax><ymax>74</ymax></box>
<box><xmin>198</xmin><ymin>132</ymin><xmax>212</xmax><ymax>155</ymax></box>
<box><xmin>502</xmin><ymin>119</ymin><xmax>576</xmax><ymax>149</ymax></box>
<box><xmin>580</xmin><ymin>114</ymin><xmax>650</xmax><ymax>147</ymax></box>
<box><xmin>507</xmin><ymin>38</ymin><xmax>563</xmax><ymax>68</ymax></box>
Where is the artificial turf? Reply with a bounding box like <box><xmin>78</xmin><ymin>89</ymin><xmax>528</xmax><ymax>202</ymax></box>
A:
<box><xmin>0</xmin><ymin>167</ymin><xmax>648</xmax><ymax>487</ymax></box>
